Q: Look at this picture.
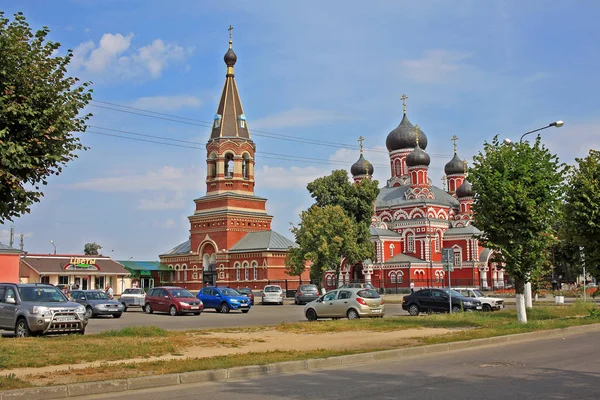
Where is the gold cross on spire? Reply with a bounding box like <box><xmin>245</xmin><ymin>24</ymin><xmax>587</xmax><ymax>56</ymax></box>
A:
<box><xmin>358</xmin><ymin>136</ymin><xmax>364</xmax><ymax>154</ymax></box>
<box><xmin>228</xmin><ymin>25</ymin><xmax>233</xmax><ymax>47</ymax></box>
<box><xmin>442</xmin><ymin>175</ymin><xmax>447</xmax><ymax>191</ymax></box>
<box><xmin>415</xmin><ymin>125</ymin><xmax>420</xmax><ymax>147</ymax></box>
<box><xmin>401</xmin><ymin>94</ymin><xmax>408</xmax><ymax>114</ymax></box>
<box><xmin>463</xmin><ymin>159</ymin><xmax>468</xmax><ymax>175</ymax></box>
<box><xmin>451</xmin><ymin>135</ymin><xmax>459</xmax><ymax>154</ymax></box>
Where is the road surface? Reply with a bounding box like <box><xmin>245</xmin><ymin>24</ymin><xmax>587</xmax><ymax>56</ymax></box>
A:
<box><xmin>76</xmin><ymin>329</ymin><xmax>600</xmax><ymax>399</ymax></box>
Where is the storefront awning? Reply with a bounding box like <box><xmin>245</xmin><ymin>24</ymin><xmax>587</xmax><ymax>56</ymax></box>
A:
<box><xmin>118</xmin><ymin>261</ymin><xmax>171</xmax><ymax>276</ymax></box>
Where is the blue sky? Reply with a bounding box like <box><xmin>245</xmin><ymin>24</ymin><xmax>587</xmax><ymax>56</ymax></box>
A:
<box><xmin>2</xmin><ymin>0</ymin><xmax>599</xmax><ymax>259</ymax></box>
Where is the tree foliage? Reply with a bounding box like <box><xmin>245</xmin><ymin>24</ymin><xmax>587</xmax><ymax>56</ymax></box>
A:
<box><xmin>0</xmin><ymin>12</ymin><xmax>93</xmax><ymax>222</ymax></box>
<box><xmin>469</xmin><ymin>136</ymin><xmax>566</xmax><ymax>294</ymax></box>
<box><xmin>563</xmin><ymin>149</ymin><xmax>600</xmax><ymax>279</ymax></box>
<box><xmin>84</xmin><ymin>242</ymin><xmax>102</xmax><ymax>256</ymax></box>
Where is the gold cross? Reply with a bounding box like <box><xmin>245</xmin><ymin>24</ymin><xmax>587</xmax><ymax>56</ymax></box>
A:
<box><xmin>401</xmin><ymin>94</ymin><xmax>408</xmax><ymax>114</ymax></box>
<box><xmin>463</xmin><ymin>159</ymin><xmax>468</xmax><ymax>174</ymax></box>
<box><xmin>415</xmin><ymin>125</ymin><xmax>420</xmax><ymax>147</ymax></box>
<box><xmin>228</xmin><ymin>25</ymin><xmax>233</xmax><ymax>43</ymax></box>
<box><xmin>442</xmin><ymin>175</ymin><xmax>447</xmax><ymax>191</ymax></box>
<box><xmin>358</xmin><ymin>136</ymin><xmax>364</xmax><ymax>153</ymax></box>
<box><xmin>451</xmin><ymin>135</ymin><xmax>459</xmax><ymax>154</ymax></box>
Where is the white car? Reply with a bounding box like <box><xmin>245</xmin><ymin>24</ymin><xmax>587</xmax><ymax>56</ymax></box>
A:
<box><xmin>119</xmin><ymin>288</ymin><xmax>146</xmax><ymax>311</ymax></box>
<box><xmin>261</xmin><ymin>285</ymin><xmax>284</xmax><ymax>305</ymax></box>
<box><xmin>453</xmin><ymin>288</ymin><xmax>504</xmax><ymax>312</ymax></box>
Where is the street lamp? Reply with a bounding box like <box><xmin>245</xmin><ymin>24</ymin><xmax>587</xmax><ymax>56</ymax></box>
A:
<box><xmin>49</xmin><ymin>240</ymin><xmax>56</xmax><ymax>255</ymax></box>
<box><xmin>519</xmin><ymin>121</ymin><xmax>564</xmax><ymax>143</ymax></box>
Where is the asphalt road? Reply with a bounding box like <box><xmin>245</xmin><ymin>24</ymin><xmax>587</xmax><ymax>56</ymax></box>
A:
<box><xmin>84</xmin><ymin>302</ymin><xmax>408</xmax><ymax>334</ymax></box>
<box><xmin>77</xmin><ymin>330</ymin><xmax>600</xmax><ymax>400</ymax></box>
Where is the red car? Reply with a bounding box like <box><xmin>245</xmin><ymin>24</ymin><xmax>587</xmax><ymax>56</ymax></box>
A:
<box><xmin>144</xmin><ymin>286</ymin><xmax>203</xmax><ymax>316</ymax></box>
<box><xmin>236</xmin><ymin>287</ymin><xmax>255</xmax><ymax>305</ymax></box>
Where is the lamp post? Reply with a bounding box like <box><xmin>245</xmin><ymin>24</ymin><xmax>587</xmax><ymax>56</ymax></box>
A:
<box><xmin>519</xmin><ymin>121</ymin><xmax>564</xmax><ymax>143</ymax></box>
<box><xmin>49</xmin><ymin>240</ymin><xmax>56</xmax><ymax>255</ymax></box>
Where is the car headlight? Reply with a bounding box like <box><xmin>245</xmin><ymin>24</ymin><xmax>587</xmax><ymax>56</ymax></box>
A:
<box><xmin>33</xmin><ymin>306</ymin><xmax>50</xmax><ymax>314</ymax></box>
<box><xmin>180</xmin><ymin>302</ymin><xmax>189</xmax><ymax>306</ymax></box>
<box><xmin>230</xmin><ymin>299</ymin><xmax>239</xmax><ymax>304</ymax></box>
<box><xmin>76</xmin><ymin>305</ymin><xmax>86</xmax><ymax>314</ymax></box>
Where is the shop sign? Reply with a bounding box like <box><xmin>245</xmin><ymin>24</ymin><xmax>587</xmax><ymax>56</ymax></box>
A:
<box><xmin>64</xmin><ymin>257</ymin><xmax>100</xmax><ymax>271</ymax></box>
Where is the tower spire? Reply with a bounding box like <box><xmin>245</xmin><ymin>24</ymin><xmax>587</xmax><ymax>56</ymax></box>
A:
<box><xmin>451</xmin><ymin>135</ymin><xmax>459</xmax><ymax>154</ymax></box>
<box><xmin>401</xmin><ymin>94</ymin><xmax>408</xmax><ymax>114</ymax></box>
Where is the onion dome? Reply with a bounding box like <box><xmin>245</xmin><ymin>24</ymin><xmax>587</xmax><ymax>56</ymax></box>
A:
<box><xmin>351</xmin><ymin>154</ymin><xmax>374</xmax><ymax>177</ymax></box>
<box><xmin>456</xmin><ymin>180</ymin><xmax>474</xmax><ymax>198</ymax></box>
<box><xmin>444</xmin><ymin>153</ymin><xmax>466</xmax><ymax>175</ymax></box>
<box><xmin>224</xmin><ymin>45</ymin><xmax>237</xmax><ymax>66</ymax></box>
<box><xmin>406</xmin><ymin>146</ymin><xmax>430</xmax><ymax>167</ymax></box>
<box><xmin>385</xmin><ymin>113</ymin><xmax>428</xmax><ymax>152</ymax></box>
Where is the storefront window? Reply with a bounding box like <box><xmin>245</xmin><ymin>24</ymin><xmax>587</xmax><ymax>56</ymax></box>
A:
<box><xmin>96</xmin><ymin>276</ymin><xmax>105</xmax><ymax>290</ymax></box>
<box><xmin>58</xmin><ymin>276</ymin><xmax>69</xmax><ymax>285</ymax></box>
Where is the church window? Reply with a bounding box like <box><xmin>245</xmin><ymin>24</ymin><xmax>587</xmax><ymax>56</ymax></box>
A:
<box><xmin>244</xmin><ymin>262</ymin><xmax>249</xmax><ymax>280</ymax></box>
<box><xmin>214</xmin><ymin>114</ymin><xmax>222</xmax><ymax>128</ymax></box>
<box><xmin>224</xmin><ymin>153</ymin><xmax>234</xmax><ymax>178</ymax></box>
<box><xmin>182</xmin><ymin>265</ymin><xmax>188</xmax><ymax>281</ymax></box>
<box><xmin>434</xmin><ymin>234</ymin><xmax>441</xmax><ymax>253</ymax></box>
<box><xmin>395</xmin><ymin>160</ymin><xmax>401</xmax><ymax>176</ymax></box>
<box><xmin>398</xmin><ymin>273</ymin><xmax>403</xmax><ymax>283</ymax></box>
<box><xmin>454</xmin><ymin>250</ymin><xmax>462</xmax><ymax>267</ymax></box>
<box><xmin>406</xmin><ymin>234</ymin><xmax>415</xmax><ymax>252</ymax></box>
<box><xmin>238</xmin><ymin>114</ymin><xmax>246</xmax><ymax>129</ymax></box>
<box><xmin>389</xmin><ymin>244</ymin><xmax>395</xmax><ymax>257</ymax></box>
<box><xmin>252</xmin><ymin>261</ymin><xmax>258</xmax><ymax>280</ymax></box>
<box><xmin>242</xmin><ymin>154</ymin><xmax>250</xmax><ymax>178</ymax></box>
<box><xmin>235</xmin><ymin>263</ymin><xmax>241</xmax><ymax>281</ymax></box>
<box><xmin>390</xmin><ymin>272</ymin><xmax>396</xmax><ymax>284</ymax></box>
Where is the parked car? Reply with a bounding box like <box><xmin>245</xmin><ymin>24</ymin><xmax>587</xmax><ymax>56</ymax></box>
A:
<box><xmin>197</xmin><ymin>286</ymin><xmax>251</xmax><ymax>313</ymax></box>
<box><xmin>339</xmin><ymin>282</ymin><xmax>375</xmax><ymax>290</ymax></box>
<box><xmin>402</xmin><ymin>288</ymin><xmax>482</xmax><ymax>316</ymax></box>
<box><xmin>119</xmin><ymin>288</ymin><xmax>147</xmax><ymax>311</ymax></box>
<box><xmin>144</xmin><ymin>286</ymin><xmax>203</xmax><ymax>316</ymax></box>
<box><xmin>294</xmin><ymin>284</ymin><xmax>320</xmax><ymax>305</ymax></box>
<box><xmin>304</xmin><ymin>288</ymin><xmax>385</xmax><ymax>321</ymax></box>
<box><xmin>0</xmin><ymin>283</ymin><xmax>87</xmax><ymax>337</ymax></box>
<box><xmin>261</xmin><ymin>285</ymin><xmax>284</xmax><ymax>305</ymax></box>
<box><xmin>236</xmin><ymin>287</ymin><xmax>255</xmax><ymax>305</ymax></box>
<box><xmin>70</xmin><ymin>290</ymin><xmax>125</xmax><ymax>318</ymax></box>
<box><xmin>453</xmin><ymin>287</ymin><xmax>504</xmax><ymax>312</ymax></box>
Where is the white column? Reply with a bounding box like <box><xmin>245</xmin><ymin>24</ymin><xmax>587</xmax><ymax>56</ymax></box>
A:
<box><xmin>481</xmin><ymin>268</ymin><xmax>488</xmax><ymax>289</ymax></box>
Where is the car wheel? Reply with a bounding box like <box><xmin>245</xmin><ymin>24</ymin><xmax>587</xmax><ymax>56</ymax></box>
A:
<box><xmin>169</xmin><ymin>305</ymin><xmax>178</xmax><ymax>316</ymax></box>
<box><xmin>451</xmin><ymin>305</ymin><xmax>462</xmax><ymax>313</ymax></box>
<box><xmin>482</xmin><ymin>304</ymin><xmax>492</xmax><ymax>312</ymax></box>
<box><xmin>294</xmin><ymin>298</ymin><xmax>298</xmax><ymax>305</ymax></box>
<box><xmin>408</xmin><ymin>304</ymin><xmax>420</xmax><ymax>316</ymax></box>
<box><xmin>77</xmin><ymin>328</ymin><xmax>85</xmax><ymax>335</ymax></box>
<box><xmin>112</xmin><ymin>313</ymin><xmax>122</xmax><ymax>319</ymax></box>
<box><xmin>241</xmin><ymin>310</ymin><xmax>249</xmax><ymax>314</ymax></box>
<box><xmin>347</xmin><ymin>309</ymin><xmax>360</xmax><ymax>320</ymax></box>
<box><xmin>305</xmin><ymin>308</ymin><xmax>318</xmax><ymax>321</ymax></box>
<box><xmin>144</xmin><ymin>303</ymin><xmax>153</xmax><ymax>314</ymax></box>
<box><xmin>220</xmin><ymin>302</ymin><xmax>230</xmax><ymax>313</ymax></box>
<box><xmin>15</xmin><ymin>318</ymin><xmax>32</xmax><ymax>338</ymax></box>
<box><xmin>121</xmin><ymin>303</ymin><xmax>128</xmax><ymax>312</ymax></box>
<box><xmin>84</xmin><ymin>306</ymin><xmax>93</xmax><ymax>319</ymax></box>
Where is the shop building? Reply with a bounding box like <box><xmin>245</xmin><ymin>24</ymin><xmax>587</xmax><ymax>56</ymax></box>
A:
<box><xmin>0</xmin><ymin>243</ymin><xmax>22</xmax><ymax>283</ymax></box>
<box><xmin>118</xmin><ymin>260</ymin><xmax>171</xmax><ymax>290</ymax></box>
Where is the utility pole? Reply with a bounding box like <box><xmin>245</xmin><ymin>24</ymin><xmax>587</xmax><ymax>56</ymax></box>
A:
<box><xmin>9</xmin><ymin>226</ymin><xmax>14</xmax><ymax>247</ymax></box>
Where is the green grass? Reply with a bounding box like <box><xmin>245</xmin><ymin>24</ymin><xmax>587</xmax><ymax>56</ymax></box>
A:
<box><xmin>0</xmin><ymin>374</ymin><xmax>30</xmax><ymax>391</ymax></box>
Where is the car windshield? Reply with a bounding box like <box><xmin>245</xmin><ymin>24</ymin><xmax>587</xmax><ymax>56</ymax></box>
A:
<box><xmin>264</xmin><ymin>286</ymin><xmax>281</xmax><ymax>292</ymax></box>
<box><xmin>237</xmin><ymin>288</ymin><xmax>251</xmax><ymax>294</ymax></box>
<box><xmin>357</xmin><ymin>289</ymin><xmax>380</xmax><ymax>299</ymax></box>
<box><xmin>170</xmin><ymin>289</ymin><xmax>195</xmax><ymax>298</ymax></box>
<box><xmin>123</xmin><ymin>289</ymin><xmax>144</xmax><ymax>295</ymax></box>
<box><xmin>18</xmin><ymin>286</ymin><xmax>67</xmax><ymax>302</ymax></box>
<box><xmin>86</xmin><ymin>291</ymin><xmax>110</xmax><ymax>300</ymax></box>
<box><xmin>471</xmin><ymin>289</ymin><xmax>484</xmax><ymax>297</ymax></box>
<box><xmin>441</xmin><ymin>289</ymin><xmax>464</xmax><ymax>298</ymax></box>
<box><xmin>220</xmin><ymin>288</ymin><xmax>240</xmax><ymax>296</ymax></box>
<box><xmin>300</xmin><ymin>285</ymin><xmax>318</xmax><ymax>291</ymax></box>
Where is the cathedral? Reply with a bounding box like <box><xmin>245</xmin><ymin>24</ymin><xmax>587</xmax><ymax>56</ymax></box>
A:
<box><xmin>159</xmin><ymin>30</ymin><xmax>309</xmax><ymax>290</ymax></box>
<box><xmin>326</xmin><ymin>97</ymin><xmax>505</xmax><ymax>291</ymax></box>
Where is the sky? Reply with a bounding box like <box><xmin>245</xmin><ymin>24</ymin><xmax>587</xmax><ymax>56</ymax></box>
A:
<box><xmin>1</xmin><ymin>0</ymin><xmax>599</xmax><ymax>260</ymax></box>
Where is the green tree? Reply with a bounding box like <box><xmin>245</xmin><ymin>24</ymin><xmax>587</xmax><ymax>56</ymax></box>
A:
<box><xmin>286</xmin><ymin>205</ymin><xmax>360</xmax><ymax>285</ymax></box>
<box><xmin>0</xmin><ymin>12</ymin><xmax>92</xmax><ymax>222</ymax></box>
<box><xmin>563</xmin><ymin>150</ymin><xmax>600</xmax><ymax>280</ymax></box>
<box><xmin>84</xmin><ymin>242</ymin><xmax>102</xmax><ymax>256</ymax></box>
<box><xmin>469</xmin><ymin>136</ymin><xmax>566</xmax><ymax>323</ymax></box>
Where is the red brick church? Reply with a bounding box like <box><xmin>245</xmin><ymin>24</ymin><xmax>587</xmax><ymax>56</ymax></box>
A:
<box><xmin>159</xmin><ymin>31</ymin><xmax>309</xmax><ymax>290</ymax></box>
<box><xmin>325</xmin><ymin>97</ymin><xmax>505</xmax><ymax>291</ymax></box>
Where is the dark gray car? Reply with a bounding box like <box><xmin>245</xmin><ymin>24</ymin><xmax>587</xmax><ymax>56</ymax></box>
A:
<box><xmin>70</xmin><ymin>290</ymin><xmax>125</xmax><ymax>318</ymax></box>
<box><xmin>294</xmin><ymin>284</ymin><xmax>320</xmax><ymax>305</ymax></box>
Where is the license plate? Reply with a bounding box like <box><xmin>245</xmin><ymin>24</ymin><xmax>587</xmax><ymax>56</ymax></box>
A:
<box><xmin>371</xmin><ymin>309</ymin><xmax>381</xmax><ymax>313</ymax></box>
<box><xmin>476</xmin><ymin>306</ymin><xmax>482</xmax><ymax>310</ymax></box>
<box><xmin>191</xmin><ymin>306</ymin><xmax>199</xmax><ymax>310</ymax></box>
<box><xmin>57</xmin><ymin>317</ymin><xmax>75</xmax><ymax>322</ymax></box>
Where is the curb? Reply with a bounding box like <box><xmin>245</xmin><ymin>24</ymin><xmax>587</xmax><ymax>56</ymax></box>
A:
<box><xmin>2</xmin><ymin>323</ymin><xmax>600</xmax><ymax>399</ymax></box>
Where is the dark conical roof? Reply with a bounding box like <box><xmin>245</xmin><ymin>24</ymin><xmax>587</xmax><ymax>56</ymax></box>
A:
<box><xmin>406</xmin><ymin>146</ymin><xmax>430</xmax><ymax>167</ymax></box>
<box><xmin>444</xmin><ymin>153</ymin><xmax>466</xmax><ymax>175</ymax></box>
<box><xmin>385</xmin><ymin>113</ymin><xmax>428</xmax><ymax>152</ymax></box>
<box><xmin>456</xmin><ymin>179</ymin><xmax>474</xmax><ymax>198</ymax></box>
<box><xmin>351</xmin><ymin>154</ymin><xmax>374</xmax><ymax>177</ymax></box>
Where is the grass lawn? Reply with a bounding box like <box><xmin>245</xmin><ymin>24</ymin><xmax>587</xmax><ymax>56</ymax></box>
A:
<box><xmin>1</xmin><ymin>302</ymin><xmax>598</xmax><ymax>391</ymax></box>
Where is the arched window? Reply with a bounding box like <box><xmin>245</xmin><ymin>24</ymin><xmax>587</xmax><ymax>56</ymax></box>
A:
<box><xmin>175</xmin><ymin>265</ymin><xmax>180</xmax><ymax>281</ymax></box>
<box><xmin>390</xmin><ymin>272</ymin><xmax>397</xmax><ymax>284</ymax></box>
<box><xmin>182</xmin><ymin>264</ymin><xmax>188</xmax><ymax>281</ymax></box>
<box><xmin>326</xmin><ymin>275</ymin><xmax>333</xmax><ymax>287</ymax></box>
<box><xmin>242</xmin><ymin>154</ymin><xmax>250</xmax><ymax>179</ymax></box>
<box><xmin>252</xmin><ymin>261</ymin><xmax>258</xmax><ymax>280</ymax></box>
<box><xmin>224</xmin><ymin>153</ymin><xmax>234</xmax><ymax>178</ymax></box>
<box><xmin>406</xmin><ymin>233</ymin><xmax>415</xmax><ymax>252</ymax></box>
<box><xmin>398</xmin><ymin>272</ymin><xmax>403</xmax><ymax>283</ymax></box>
<box><xmin>213</xmin><ymin>114</ymin><xmax>222</xmax><ymax>128</ymax></box>
<box><xmin>454</xmin><ymin>249</ymin><xmax>462</xmax><ymax>267</ymax></box>
<box><xmin>238</xmin><ymin>114</ymin><xmax>246</xmax><ymax>129</ymax></box>
<box><xmin>395</xmin><ymin>160</ymin><xmax>401</xmax><ymax>176</ymax></box>
<box><xmin>235</xmin><ymin>263</ymin><xmax>241</xmax><ymax>281</ymax></box>
<box><xmin>390</xmin><ymin>244</ymin><xmax>395</xmax><ymax>257</ymax></box>
<box><xmin>243</xmin><ymin>262</ymin><xmax>249</xmax><ymax>281</ymax></box>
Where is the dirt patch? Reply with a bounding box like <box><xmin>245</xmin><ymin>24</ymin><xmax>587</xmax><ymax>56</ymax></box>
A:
<box><xmin>6</xmin><ymin>327</ymin><xmax>454</xmax><ymax>385</ymax></box>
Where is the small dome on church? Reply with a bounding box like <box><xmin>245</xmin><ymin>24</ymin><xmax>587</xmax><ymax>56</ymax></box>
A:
<box><xmin>456</xmin><ymin>180</ymin><xmax>474</xmax><ymax>198</ymax></box>
<box><xmin>351</xmin><ymin>154</ymin><xmax>374</xmax><ymax>177</ymax></box>
<box><xmin>224</xmin><ymin>46</ymin><xmax>237</xmax><ymax>66</ymax></box>
<box><xmin>444</xmin><ymin>153</ymin><xmax>466</xmax><ymax>175</ymax></box>
<box><xmin>406</xmin><ymin>146</ymin><xmax>430</xmax><ymax>167</ymax></box>
<box><xmin>385</xmin><ymin>114</ymin><xmax>428</xmax><ymax>152</ymax></box>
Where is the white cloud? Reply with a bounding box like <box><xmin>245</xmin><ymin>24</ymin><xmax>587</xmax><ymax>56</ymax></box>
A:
<box><xmin>251</xmin><ymin>109</ymin><xmax>347</xmax><ymax>130</ymax></box>
<box><xmin>163</xmin><ymin>218</ymin><xmax>176</xmax><ymax>228</ymax></box>
<box><xmin>71</xmin><ymin>34</ymin><xmax>193</xmax><ymax>80</ymax></box>
<box><xmin>399</xmin><ymin>49</ymin><xmax>473</xmax><ymax>84</ymax></box>
<box><xmin>131</xmin><ymin>95</ymin><xmax>202</xmax><ymax>111</ymax></box>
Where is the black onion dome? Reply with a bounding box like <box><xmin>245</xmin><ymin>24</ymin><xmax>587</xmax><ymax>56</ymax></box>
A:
<box><xmin>444</xmin><ymin>153</ymin><xmax>466</xmax><ymax>175</ymax></box>
<box><xmin>406</xmin><ymin>146</ymin><xmax>430</xmax><ymax>167</ymax></box>
<box><xmin>456</xmin><ymin>180</ymin><xmax>474</xmax><ymax>198</ymax></box>
<box><xmin>351</xmin><ymin>154</ymin><xmax>374</xmax><ymax>177</ymax></box>
<box><xmin>224</xmin><ymin>46</ymin><xmax>237</xmax><ymax>66</ymax></box>
<box><xmin>385</xmin><ymin>114</ymin><xmax>428</xmax><ymax>152</ymax></box>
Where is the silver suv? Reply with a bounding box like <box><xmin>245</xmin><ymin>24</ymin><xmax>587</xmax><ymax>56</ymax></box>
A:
<box><xmin>0</xmin><ymin>283</ymin><xmax>88</xmax><ymax>337</ymax></box>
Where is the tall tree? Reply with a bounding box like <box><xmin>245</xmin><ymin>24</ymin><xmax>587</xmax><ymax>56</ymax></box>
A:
<box><xmin>84</xmin><ymin>242</ymin><xmax>102</xmax><ymax>256</ymax></box>
<box><xmin>563</xmin><ymin>150</ymin><xmax>600</xmax><ymax>280</ymax></box>
<box><xmin>286</xmin><ymin>205</ymin><xmax>360</xmax><ymax>285</ymax></box>
<box><xmin>0</xmin><ymin>12</ymin><xmax>92</xmax><ymax>222</ymax></box>
<box><xmin>469</xmin><ymin>136</ymin><xmax>565</xmax><ymax>323</ymax></box>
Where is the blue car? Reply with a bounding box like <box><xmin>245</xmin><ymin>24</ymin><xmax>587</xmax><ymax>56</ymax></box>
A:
<box><xmin>196</xmin><ymin>286</ymin><xmax>251</xmax><ymax>314</ymax></box>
